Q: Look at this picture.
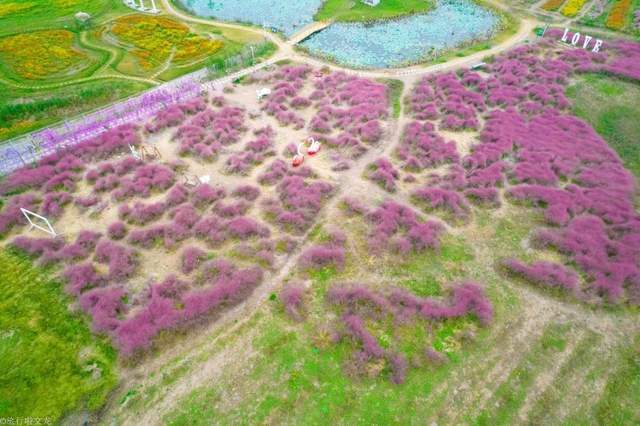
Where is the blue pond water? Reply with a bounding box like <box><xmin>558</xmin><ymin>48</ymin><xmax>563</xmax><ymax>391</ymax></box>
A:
<box><xmin>300</xmin><ymin>0</ymin><xmax>499</xmax><ymax>69</ymax></box>
<box><xmin>177</xmin><ymin>0</ymin><xmax>324</xmax><ymax>36</ymax></box>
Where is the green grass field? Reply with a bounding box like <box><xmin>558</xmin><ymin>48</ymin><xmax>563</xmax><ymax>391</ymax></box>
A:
<box><xmin>567</xmin><ymin>73</ymin><xmax>640</xmax><ymax>178</ymax></box>
<box><xmin>315</xmin><ymin>0</ymin><xmax>433</xmax><ymax>22</ymax></box>
<box><xmin>0</xmin><ymin>248</ymin><xmax>117</xmax><ymax>422</ymax></box>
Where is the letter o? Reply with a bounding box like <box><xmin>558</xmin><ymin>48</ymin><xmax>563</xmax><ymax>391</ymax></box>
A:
<box><xmin>571</xmin><ymin>32</ymin><xmax>580</xmax><ymax>46</ymax></box>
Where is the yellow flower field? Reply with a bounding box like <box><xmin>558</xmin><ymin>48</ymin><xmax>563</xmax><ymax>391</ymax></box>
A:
<box><xmin>110</xmin><ymin>15</ymin><xmax>224</xmax><ymax>70</ymax></box>
<box><xmin>0</xmin><ymin>2</ymin><xmax>35</xmax><ymax>18</ymax></box>
<box><xmin>605</xmin><ymin>0</ymin><xmax>632</xmax><ymax>30</ymax></box>
<box><xmin>0</xmin><ymin>30</ymin><xmax>89</xmax><ymax>80</ymax></box>
<box><xmin>561</xmin><ymin>0</ymin><xmax>587</xmax><ymax>17</ymax></box>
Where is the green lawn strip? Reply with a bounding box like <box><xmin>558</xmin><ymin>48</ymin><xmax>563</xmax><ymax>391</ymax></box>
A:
<box><xmin>377</xmin><ymin>78</ymin><xmax>404</xmax><ymax>118</ymax></box>
<box><xmin>589</xmin><ymin>334</ymin><xmax>640</xmax><ymax>424</ymax></box>
<box><xmin>525</xmin><ymin>331</ymin><xmax>604</xmax><ymax>424</ymax></box>
<box><xmin>315</xmin><ymin>0</ymin><xmax>433</xmax><ymax>23</ymax></box>
<box><xmin>566</xmin><ymin>73</ymin><xmax>640</xmax><ymax>178</ymax></box>
<box><xmin>471</xmin><ymin>322</ymin><xmax>572</xmax><ymax>426</ymax></box>
<box><xmin>0</xmin><ymin>78</ymin><xmax>151</xmax><ymax>143</ymax></box>
<box><xmin>0</xmin><ymin>248</ymin><xmax>117</xmax><ymax>421</ymax></box>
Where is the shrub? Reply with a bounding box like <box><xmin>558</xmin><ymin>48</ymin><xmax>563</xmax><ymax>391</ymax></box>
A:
<box><xmin>502</xmin><ymin>259</ymin><xmax>579</xmax><ymax>293</ymax></box>
<box><xmin>181</xmin><ymin>246</ymin><xmax>207</xmax><ymax>275</ymax></box>
<box><xmin>232</xmin><ymin>185</ymin><xmax>260</xmax><ymax>201</ymax></box>
<box><xmin>192</xmin><ymin>184</ymin><xmax>226</xmax><ymax>208</ymax></box>
<box><xmin>298</xmin><ymin>244</ymin><xmax>344</xmax><ymax>271</ymax></box>
<box><xmin>367</xmin><ymin>158</ymin><xmax>399</xmax><ymax>192</ymax></box>
<box><xmin>279</xmin><ymin>283</ymin><xmax>306</xmax><ymax>321</ymax></box>
<box><xmin>107</xmin><ymin>222</ymin><xmax>128</xmax><ymax>240</ymax></box>
<box><xmin>79</xmin><ymin>287</ymin><xmax>126</xmax><ymax>333</ymax></box>
<box><xmin>63</xmin><ymin>263</ymin><xmax>105</xmax><ymax>295</ymax></box>
<box><xmin>94</xmin><ymin>241</ymin><xmax>137</xmax><ymax>281</ymax></box>
<box><xmin>41</xmin><ymin>192</ymin><xmax>73</xmax><ymax>217</ymax></box>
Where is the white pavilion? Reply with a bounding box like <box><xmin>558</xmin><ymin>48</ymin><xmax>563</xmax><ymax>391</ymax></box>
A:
<box><xmin>123</xmin><ymin>0</ymin><xmax>160</xmax><ymax>14</ymax></box>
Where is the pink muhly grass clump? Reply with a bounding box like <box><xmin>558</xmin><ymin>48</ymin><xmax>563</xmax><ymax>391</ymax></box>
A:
<box><xmin>11</xmin><ymin>235</ymin><xmax>64</xmax><ymax>258</ymax></box>
<box><xmin>116</xmin><ymin>276</ymin><xmax>187</xmax><ymax>356</ymax></box>
<box><xmin>79</xmin><ymin>286</ymin><xmax>126</xmax><ymax>333</ymax></box>
<box><xmin>182</xmin><ymin>266</ymin><xmax>263</xmax><ymax>319</ymax></box>
<box><xmin>192</xmin><ymin>184</ymin><xmax>226</xmax><ymax>208</ymax></box>
<box><xmin>367</xmin><ymin>158</ymin><xmax>399</xmax><ymax>192</ymax></box>
<box><xmin>226</xmin><ymin>216</ymin><xmax>270</xmax><ymax>239</ymax></box>
<box><xmin>170</xmin><ymin>203</ymin><xmax>201</xmax><ymax>228</ymax></box>
<box><xmin>213</xmin><ymin>200</ymin><xmax>250</xmax><ymax>218</ymax></box>
<box><xmin>107</xmin><ymin>222</ymin><xmax>128</xmax><ymax>240</ymax></box>
<box><xmin>199</xmin><ymin>258</ymin><xmax>236</xmax><ymax>282</ymax></box>
<box><xmin>74</xmin><ymin>195</ymin><xmax>100</xmax><ymax>209</ymax></box>
<box><xmin>232</xmin><ymin>185</ymin><xmax>260</xmax><ymax>201</ymax></box>
<box><xmin>94</xmin><ymin>240</ymin><xmax>137</xmax><ymax>281</ymax></box>
<box><xmin>327</xmin><ymin>285</ymin><xmax>392</xmax><ymax>314</ymax></box>
<box><xmin>42</xmin><ymin>171</ymin><xmax>77</xmax><ymax>193</ymax></box>
<box><xmin>1</xmin><ymin>165</ymin><xmax>55</xmax><ymax>194</ymax></box>
<box><xmin>165</xmin><ymin>184</ymin><xmax>190</xmax><ymax>207</ymax></box>
<box><xmin>366</xmin><ymin>200</ymin><xmax>444</xmax><ymax>254</ymax></box>
<box><xmin>425</xmin><ymin>348</ymin><xmax>448</xmax><ymax>365</ymax></box>
<box><xmin>181</xmin><ymin>246</ymin><xmax>207</xmax><ymax>274</ymax></box>
<box><xmin>193</xmin><ymin>216</ymin><xmax>227</xmax><ymax>247</ymax></box>
<box><xmin>41</xmin><ymin>192</ymin><xmax>73</xmax><ymax>217</ymax></box>
<box><xmin>397</xmin><ymin>121</ymin><xmax>459</xmax><ymax>171</ymax></box>
<box><xmin>298</xmin><ymin>244</ymin><xmax>345</xmax><ymax>271</ymax></box>
<box><xmin>412</xmin><ymin>187</ymin><xmax>470</xmax><ymax>220</ymax></box>
<box><xmin>279</xmin><ymin>283</ymin><xmax>306</xmax><ymax>321</ymax></box>
<box><xmin>63</xmin><ymin>263</ymin><xmax>105</xmax><ymax>295</ymax></box>
<box><xmin>341</xmin><ymin>197</ymin><xmax>369</xmax><ymax>216</ymax></box>
<box><xmin>359</xmin><ymin>120</ymin><xmax>383</xmax><ymax>144</ymax></box>
<box><xmin>388</xmin><ymin>353</ymin><xmax>408</xmax><ymax>384</ymax></box>
<box><xmin>502</xmin><ymin>259</ymin><xmax>579</xmax><ymax>293</ymax></box>
<box><xmin>341</xmin><ymin>313</ymin><xmax>385</xmax><ymax>358</ymax></box>
<box><xmin>119</xmin><ymin>201</ymin><xmax>166</xmax><ymax>225</ymax></box>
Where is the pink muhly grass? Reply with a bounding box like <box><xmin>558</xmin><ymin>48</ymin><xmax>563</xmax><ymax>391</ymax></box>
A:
<box><xmin>79</xmin><ymin>286</ymin><xmax>126</xmax><ymax>333</ymax></box>
<box><xmin>341</xmin><ymin>313</ymin><xmax>385</xmax><ymax>359</ymax></box>
<box><xmin>232</xmin><ymin>185</ymin><xmax>260</xmax><ymax>201</ymax></box>
<box><xmin>182</xmin><ymin>266</ymin><xmax>263</xmax><ymax>319</ymax></box>
<box><xmin>107</xmin><ymin>222</ymin><xmax>128</xmax><ymax>240</ymax></box>
<box><xmin>279</xmin><ymin>283</ymin><xmax>306</xmax><ymax>321</ymax></box>
<box><xmin>367</xmin><ymin>158</ymin><xmax>399</xmax><ymax>192</ymax></box>
<box><xmin>63</xmin><ymin>263</ymin><xmax>105</xmax><ymax>296</ymax></box>
<box><xmin>502</xmin><ymin>259</ymin><xmax>579</xmax><ymax>293</ymax></box>
<box><xmin>181</xmin><ymin>246</ymin><xmax>207</xmax><ymax>275</ymax></box>
<box><xmin>298</xmin><ymin>244</ymin><xmax>344</xmax><ymax>271</ymax></box>
<box><xmin>192</xmin><ymin>184</ymin><xmax>226</xmax><ymax>208</ymax></box>
<box><xmin>94</xmin><ymin>240</ymin><xmax>137</xmax><ymax>281</ymax></box>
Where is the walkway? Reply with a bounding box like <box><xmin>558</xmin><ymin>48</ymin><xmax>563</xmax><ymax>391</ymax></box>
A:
<box><xmin>287</xmin><ymin>20</ymin><xmax>332</xmax><ymax>45</ymax></box>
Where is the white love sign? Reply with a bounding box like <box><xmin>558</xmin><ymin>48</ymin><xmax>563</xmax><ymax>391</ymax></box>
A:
<box><xmin>561</xmin><ymin>28</ymin><xmax>603</xmax><ymax>52</ymax></box>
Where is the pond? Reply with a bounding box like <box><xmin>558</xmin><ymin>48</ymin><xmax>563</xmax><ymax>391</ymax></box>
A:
<box><xmin>177</xmin><ymin>0</ymin><xmax>324</xmax><ymax>37</ymax></box>
<box><xmin>300</xmin><ymin>0</ymin><xmax>499</xmax><ymax>69</ymax></box>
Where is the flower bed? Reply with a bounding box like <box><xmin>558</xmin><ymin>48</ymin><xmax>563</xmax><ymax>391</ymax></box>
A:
<box><xmin>177</xmin><ymin>0</ymin><xmax>323</xmax><ymax>37</ymax></box>
<box><xmin>605</xmin><ymin>0</ymin><xmax>632</xmax><ymax>30</ymax></box>
<box><xmin>561</xmin><ymin>0</ymin><xmax>587</xmax><ymax>17</ymax></box>
<box><xmin>300</xmin><ymin>0</ymin><xmax>498</xmax><ymax>69</ymax></box>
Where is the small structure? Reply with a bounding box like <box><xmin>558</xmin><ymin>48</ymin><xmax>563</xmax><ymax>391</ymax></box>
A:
<box><xmin>21</xmin><ymin>208</ymin><xmax>57</xmax><ymax>237</ymax></box>
<box><xmin>123</xmin><ymin>0</ymin><xmax>159</xmax><ymax>14</ymax></box>
<box><xmin>470</xmin><ymin>62</ymin><xmax>486</xmax><ymax>70</ymax></box>
<box><xmin>74</xmin><ymin>12</ymin><xmax>91</xmax><ymax>24</ymax></box>
<box><xmin>362</xmin><ymin>0</ymin><xmax>381</xmax><ymax>6</ymax></box>
<box><xmin>256</xmin><ymin>88</ymin><xmax>271</xmax><ymax>100</ymax></box>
